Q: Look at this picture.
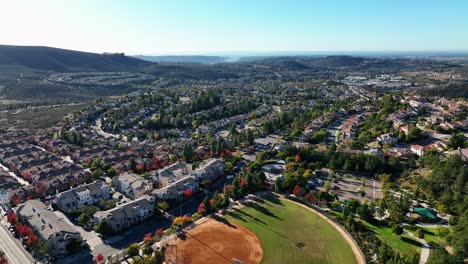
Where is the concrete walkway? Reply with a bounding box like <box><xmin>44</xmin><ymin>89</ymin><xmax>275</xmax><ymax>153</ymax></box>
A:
<box><xmin>403</xmin><ymin>230</ymin><xmax>430</xmax><ymax>264</ymax></box>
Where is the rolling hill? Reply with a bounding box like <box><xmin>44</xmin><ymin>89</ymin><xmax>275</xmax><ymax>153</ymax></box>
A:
<box><xmin>0</xmin><ymin>45</ymin><xmax>150</xmax><ymax>72</ymax></box>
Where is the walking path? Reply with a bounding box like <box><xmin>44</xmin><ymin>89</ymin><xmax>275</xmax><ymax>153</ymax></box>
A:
<box><xmin>403</xmin><ymin>230</ymin><xmax>429</xmax><ymax>264</ymax></box>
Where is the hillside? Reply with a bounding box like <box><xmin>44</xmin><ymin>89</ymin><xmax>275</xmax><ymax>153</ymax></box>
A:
<box><xmin>133</xmin><ymin>55</ymin><xmax>228</xmax><ymax>64</ymax></box>
<box><xmin>0</xmin><ymin>45</ymin><xmax>150</xmax><ymax>72</ymax></box>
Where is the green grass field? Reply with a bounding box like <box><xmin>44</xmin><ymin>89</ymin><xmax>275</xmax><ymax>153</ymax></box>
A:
<box><xmin>225</xmin><ymin>195</ymin><xmax>358</xmax><ymax>264</ymax></box>
<box><xmin>404</xmin><ymin>226</ymin><xmax>447</xmax><ymax>245</ymax></box>
<box><xmin>361</xmin><ymin>221</ymin><xmax>421</xmax><ymax>254</ymax></box>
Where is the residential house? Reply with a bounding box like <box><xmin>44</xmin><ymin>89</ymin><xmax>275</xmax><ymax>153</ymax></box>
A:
<box><xmin>152</xmin><ymin>176</ymin><xmax>199</xmax><ymax>200</ymax></box>
<box><xmin>16</xmin><ymin>200</ymin><xmax>82</xmax><ymax>257</ymax></box>
<box><xmin>192</xmin><ymin>159</ymin><xmax>225</xmax><ymax>181</ymax></box>
<box><xmin>56</xmin><ymin>181</ymin><xmax>111</xmax><ymax>212</ymax></box>
<box><xmin>93</xmin><ymin>195</ymin><xmax>154</xmax><ymax>232</ymax></box>
<box><xmin>153</xmin><ymin>162</ymin><xmax>192</xmax><ymax>187</ymax></box>
<box><xmin>377</xmin><ymin>133</ymin><xmax>397</xmax><ymax>145</ymax></box>
<box><xmin>112</xmin><ymin>172</ymin><xmax>153</xmax><ymax>199</ymax></box>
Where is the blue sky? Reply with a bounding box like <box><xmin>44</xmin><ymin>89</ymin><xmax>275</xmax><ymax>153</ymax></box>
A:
<box><xmin>1</xmin><ymin>0</ymin><xmax>467</xmax><ymax>54</ymax></box>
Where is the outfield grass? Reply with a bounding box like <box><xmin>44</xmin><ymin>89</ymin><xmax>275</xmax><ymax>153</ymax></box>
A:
<box><xmin>360</xmin><ymin>221</ymin><xmax>421</xmax><ymax>254</ymax></box>
<box><xmin>226</xmin><ymin>195</ymin><xmax>358</xmax><ymax>264</ymax></box>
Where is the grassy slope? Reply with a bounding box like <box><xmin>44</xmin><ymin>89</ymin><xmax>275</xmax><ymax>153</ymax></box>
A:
<box><xmin>226</xmin><ymin>195</ymin><xmax>357</xmax><ymax>264</ymax></box>
<box><xmin>404</xmin><ymin>226</ymin><xmax>447</xmax><ymax>245</ymax></box>
<box><xmin>360</xmin><ymin>221</ymin><xmax>421</xmax><ymax>254</ymax></box>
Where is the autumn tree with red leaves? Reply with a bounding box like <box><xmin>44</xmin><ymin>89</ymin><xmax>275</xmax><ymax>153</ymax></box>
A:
<box><xmin>143</xmin><ymin>233</ymin><xmax>152</xmax><ymax>242</ymax></box>
<box><xmin>293</xmin><ymin>185</ymin><xmax>302</xmax><ymax>196</ymax></box>
<box><xmin>94</xmin><ymin>253</ymin><xmax>104</xmax><ymax>263</ymax></box>
<box><xmin>155</xmin><ymin>228</ymin><xmax>164</xmax><ymax>236</ymax></box>
<box><xmin>295</xmin><ymin>154</ymin><xmax>301</xmax><ymax>163</ymax></box>
<box><xmin>7</xmin><ymin>211</ymin><xmax>17</xmax><ymax>225</ymax></box>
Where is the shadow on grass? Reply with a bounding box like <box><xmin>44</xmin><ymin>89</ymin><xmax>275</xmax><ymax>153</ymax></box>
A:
<box><xmin>401</xmin><ymin>236</ymin><xmax>422</xmax><ymax>247</ymax></box>
<box><xmin>245</xmin><ymin>202</ymin><xmax>283</xmax><ymax>221</ymax></box>
<box><xmin>228</xmin><ymin>211</ymin><xmax>247</xmax><ymax>222</ymax></box>
<box><xmin>212</xmin><ymin>214</ymin><xmax>237</xmax><ymax>229</ymax></box>
<box><xmin>233</xmin><ymin>208</ymin><xmax>268</xmax><ymax>225</ymax></box>
<box><xmin>263</xmin><ymin>194</ymin><xmax>283</xmax><ymax>206</ymax></box>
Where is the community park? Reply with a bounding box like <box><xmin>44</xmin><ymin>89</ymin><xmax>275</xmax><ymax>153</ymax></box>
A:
<box><xmin>166</xmin><ymin>193</ymin><xmax>364</xmax><ymax>264</ymax></box>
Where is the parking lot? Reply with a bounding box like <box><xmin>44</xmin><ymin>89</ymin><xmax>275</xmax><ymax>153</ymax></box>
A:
<box><xmin>317</xmin><ymin>173</ymin><xmax>383</xmax><ymax>202</ymax></box>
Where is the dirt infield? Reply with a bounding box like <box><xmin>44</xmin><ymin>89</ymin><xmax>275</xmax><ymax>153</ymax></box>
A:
<box><xmin>169</xmin><ymin>219</ymin><xmax>263</xmax><ymax>264</ymax></box>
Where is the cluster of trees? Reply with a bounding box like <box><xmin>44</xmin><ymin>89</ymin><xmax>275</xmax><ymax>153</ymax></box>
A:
<box><xmin>69</xmin><ymin>205</ymin><xmax>98</xmax><ymax>228</ymax></box>
<box><xmin>83</xmin><ymin>157</ymin><xmax>116</xmax><ymax>178</ymax></box>
<box><xmin>125</xmin><ymin>242</ymin><xmax>165</xmax><ymax>264</ymax></box>
<box><xmin>354</xmin><ymin>113</ymin><xmax>393</xmax><ymax>147</ymax></box>
<box><xmin>198</xmin><ymin>191</ymin><xmax>230</xmax><ymax>215</ymax></box>
<box><xmin>308</xmin><ymin>130</ymin><xmax>328</xmax><ymax>144</ymax></box>
<box><xmin>447</xmin><ymin>133</ymin><xmax>467</xmax><ymax>150</ymax></box>
<box><xmin>55</xmin><ymin>129</ymin><xmax>85</xmax><ymax>146</ymax></box>
<box><xmin>172</xmin><ymin>216</ymin><xmax>193</xmax><ymax>228</ymax></box>
<box><xmin>6</xmin><ymin>212</ymin><xmax>49</xmax><ymax>257</ymax></box>
<box><xmin>416</xmin><ymin>152</ymin><xmax>467</xmax><ymax>259</ymax></box>
<box><xmin>229</xmin><ymin>170</ymin><xmax>266</xmax><ymax>201</ymax></box>
<box><xmin>397</xmin><ymin>126</ymin><xmax>425</xmax><ymax>143</ymax></box>
<box><xmin>262</xmin><ymin>109</ymin><xmax>298</xmax><ymax>134</ymax></box>
<box><xmin>229</xmin><ymin>126</ymin><xmax>255</xmax><ymax>147</ymax></box>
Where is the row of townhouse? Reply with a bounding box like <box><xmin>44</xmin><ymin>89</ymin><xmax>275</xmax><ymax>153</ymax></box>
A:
<box><xmin>16</xmin><ymin>200</ymin><xmax>82</xmax><ymax>257</ymax></box>
<box><xmin>0</xmin><ymin>167</ymin><xmax>22</xmax><ymax>207</ymax></box>
<box><xmin>152</xmin><ymin>159</ymin><xmax>225</xmax><ymax>200</ymax></box>
<box><xmin>0</xmin><ymin>140</ymin><xmax>91</xmax><ymax>198</ymax></box>
<box><xmin>112</xmin><ymin>172</ymin><xmax>153</xmax><ymax>199</ymax></box>
<box><xmin>93</xmin><ymin>195</ymin><xmax>155</xmax><ymax>232</ymax></box>
<box><xmin>56</xmin><ymin>181</ymin><xmax>111</xmax><ymax>213</ymax></box>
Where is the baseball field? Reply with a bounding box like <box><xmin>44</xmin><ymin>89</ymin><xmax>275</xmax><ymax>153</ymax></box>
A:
<box><xmin>169</xmin><ymin>194</ymin><xmax>361</xmax><ymax>264</ymax></box>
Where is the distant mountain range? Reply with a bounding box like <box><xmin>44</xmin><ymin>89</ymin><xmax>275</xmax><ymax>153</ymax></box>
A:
<box><xmin>0</xmin><ymin>45</ymin><xmax>150</xmax><ymax>72</ymax></box>
<box><xmin>0</xmin><ymin>44</ymin><xmax>464</xmax><ymax>101</ymax></box>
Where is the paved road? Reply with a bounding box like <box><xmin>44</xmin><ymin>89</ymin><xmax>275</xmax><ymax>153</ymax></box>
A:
<box><xmin>0</xmin><ymin>220</ymin><xmax>35</xmax><ymax>264</ymax></box>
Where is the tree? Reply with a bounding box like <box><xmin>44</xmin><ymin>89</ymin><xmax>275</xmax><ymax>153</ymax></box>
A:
<box><xmin>143</xmin><ymin>246</ymin><xmax>153</xmax><ymax>256</ymax></box>
<box><xmin>324</xmin><ymin>180</ymin><xmax>331</xmax><ymax>193</ymax></box>
<box><xmin>127</xmin><ymin>243</ymin><xmax>140</xmax><ymax>258</ymax></box>
<box><xmin>183</xmin><ymin>144</ymin><xmax>194</xmax><ymax>163</ymax></box>
<box><xmin>94</xmin><ymin>220</ymin><xmax>112</xmax><ymax>236</ymax></box>
<box><xmin>129</xmin><ymin>158</ymin><xmax>137</xmax><ymax>172</ymax></box>
<box><xmin>415</xmin><ymin>228</ymin><xmax>425</xmax><ymax>239</ymax></box>
<box><xmin>94</xmin><ymin>253</ymin><xmax>104</xmax><ymax>264</ymax></box>
<box><xmin>143</xmin><ymin>233</ymin><xmax>153</xmax><ymax>242</ymax></box>
<box><xmin>155</xmin><ymin>228</ymin><xmax>164</xmax><ymax>236</ymax></box>
<box><xmin>447</xmin><ymin>133</ymin><xmax>466</xmax><ymax>150</ymax></box>
<box><xmin>231</xmin><ymin>177</ymin><xmax>241</xmax><ymax>200</ymax></box>
<box><xmin>391</xmin><ymin>224</ymin><xmax>403</xmax><ymax>236</ymax></box>
<box><xmin>292</xmin><ymin>185</ymin><xmax>302</xmax><ymax>196</ymax></box>
<box><xmin>294</xmin><ymin>153</ymin><xmax>301</xmax><ymax>163</ymax></box>
<box><xmin>106</xmin><ymin>168</ymin><xmax>117</xmax><ymax>177</ymax></box>
<box><xmin>247</xmin><ymin>129</ymin><xmax>255</xmax><ymax>145</ymax></box>
<box><xmin>6</xmin><ymin>211</ymin><xmax>17</xmax><ymax>225</ymax></box>
<box><xmin>202</xmin><ymin>196</ymin><xmax>212</xmax><ymax>215</ymax></box>
<box><xmin>91</xmin><ymin>169</ymin><xmax>103</xmax><ymax>179</ymax></box>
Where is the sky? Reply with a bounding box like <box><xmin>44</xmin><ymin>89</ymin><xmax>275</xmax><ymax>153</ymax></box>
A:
<box><xmin>0</xmin><ymin>0</ymin><xmax>467</xmax><ymax>55</ymax></box>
